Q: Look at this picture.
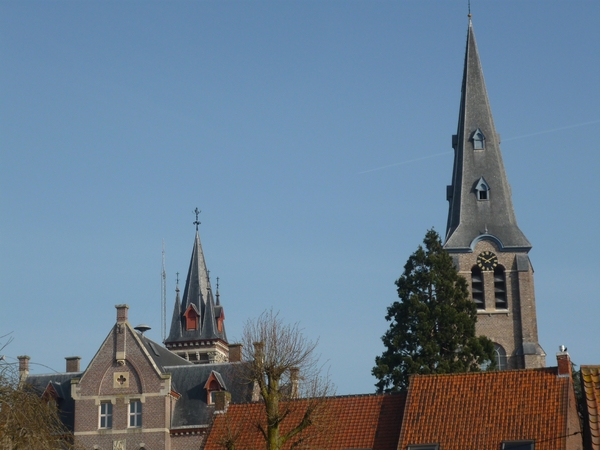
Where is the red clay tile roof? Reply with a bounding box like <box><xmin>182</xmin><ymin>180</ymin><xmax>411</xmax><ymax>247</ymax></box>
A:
<box><xmin>203</xmin><ymin>393</ymin><xmax>406</xmax><ymax>450</ymax></box>
<box><xmin>581</xmin><ymin>366</ymin><xmax>600</xmax><ymax>450</ymax></box>
<box><xmin>398</xmin><ymin>368</ymin><xmax>580</xmax><ymax>450</ymax></box>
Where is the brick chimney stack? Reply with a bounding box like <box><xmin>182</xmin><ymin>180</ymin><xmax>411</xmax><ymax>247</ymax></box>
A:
<box><xmin>228</xmin><ymin>343</ymin><xmax>242</xmax><ymax>363</ymax></box>
<box><xmin>18</xmin><ymin>355</ymin><xmax>30</xmax><ymax>376</ymax></box>
<box><xmin>290</xmin><ymin>367</ymin><xmax>299</xmax><ymax>399</ymax></box>
<box><xmin>17</xmin><ymin>355</ymin><xmax>30</xmax><ymax>386</ymax></box>
<box><xmin>253</xmin><ymin>342</ymin><xmax>264</xmax><ymax>364</ymax></box>
<box><xmin>214</xmin><ymin>391</ymin><xmax>231</xmax><ymax>412</ymax></box>
<box><xmin>556</xmin><ymin>345</ymin><xmax>572</xmax><ymax>378</ymax></box>
<box><xmin>116</xmin><ymin>304</ymin><xmax>129</xmax><ymax>323</ymax></box>
<box><xmin>65</xmin><ymin>356</ymin><xmax>81</xmax><ymax>373</ymax></box>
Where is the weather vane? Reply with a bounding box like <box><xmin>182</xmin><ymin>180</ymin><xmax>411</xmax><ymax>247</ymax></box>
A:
<box><xmin>193</xmin><ymin>208</ymin><xmax>201</xmax><ymax>231</ymax></box>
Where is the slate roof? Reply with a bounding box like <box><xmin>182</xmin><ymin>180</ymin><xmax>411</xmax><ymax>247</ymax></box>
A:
<box><xmin>398</xmin><ymin>368</ymin><xmax>580</xmax><ymax>450</ymax></box>
<box><xmin>581</xmin><ymin>366</ymin><xmax>600</xmax><ymax>450</ymax></box>
<box><xmin>203</xmin><ymin>393</ymin><xmax>406</xmax><ymax>450</ymax></box>
<box><xmin>166</xmin><ymin>230</ymin><xmax>228</xmax><ymax>345</ymax></box>
<box><xmin>166</xmin><ymin>362</ymin><xmax>254</xmax><ymax>429</ymax></box>
<box><xmin>138</xmin><ymin>332</ymin><xmax>192</xmax><ymax>370</ymax></box>
<box><xmin>444</xmin><ymin>18</ymin><xmax>531</xmax><ymax>252</ymax></box>
<box><xmin>25</xmin><ymin>372</ymin><xmax>82</xmax><ymax>431</ymax></box>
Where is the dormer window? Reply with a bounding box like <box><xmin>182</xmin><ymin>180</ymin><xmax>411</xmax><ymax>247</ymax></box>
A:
<box><xmin>204</xmin><ymin>370</ymin><xmax>227</xmax><ymax>405</ymax></box>
<box><xmin>472</xmin><ymin>128</ymin><xmax>485</xmax><ymax>149</ymax></box>
<box><xmin>183</xmin><ymin>305</ymin><xmax>200</xmax><ymax>331</ymax></box>
<box><xmin>475</xmin><ymin>177</ymin><xmax>490</xmax><ymax>201</ymax></box>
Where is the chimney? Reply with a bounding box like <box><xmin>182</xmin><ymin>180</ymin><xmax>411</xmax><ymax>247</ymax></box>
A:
<box><xmin>213</xmin><ymin>391</ymin><xmax>231</xmax><ymax>412</ymax></box>
<box><xmin>557</xmin><ymin>345</ymin><xmax>572</xmax><ymax>378</ymax></box>
<box><xmin>228</xmin><ymin>343</ymin><xmax>242</xmax><ymax>363</ymax></box>
<box><xmin>18</xmin><ymin>355</ymin><xmax>30</xmax><ymax>377</ymax></box>
<box><xmin>115</xmin><ymin>304</ymin><xmax>129</xmax><ymax>365</ymax></box>
<box><xmin>290</xmin><ymin>367</ymin><xmax>299</xmax><ymax>399</ymax></box>
<box><xmin>65</xmin><ymin>356</ymin><xmax>81</xmax><ymax>373</ymax></box>
<box><xmin>252</xmin><ymin>381</ymin><xmax>261</xmax><ymax>402</ymax></box>
<box><xmin>116</xmin><ymin>304</ymin><xmax>129</xmax><ymax>323</ymax></box>
<box><xmin>253</xmin><ymin>342</ymin><xmax>264</xmax><ymax>364</ymax></box>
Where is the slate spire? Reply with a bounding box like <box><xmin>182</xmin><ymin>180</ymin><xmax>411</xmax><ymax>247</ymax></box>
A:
<box><xmin>444</xmin><ymin>18</ymin><xmax>531</xmax><ymax>252</ymax></box>
<box><xmin>165</xmin><ymin>223</ymin><xmax>227</xmax><ymax>357</ymax></box>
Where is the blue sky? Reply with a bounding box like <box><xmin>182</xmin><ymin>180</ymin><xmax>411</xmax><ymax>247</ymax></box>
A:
<box><xmin>1</xmin><ymin>1</ymin><xmax>599</xmax><ymax>394</ymax></box>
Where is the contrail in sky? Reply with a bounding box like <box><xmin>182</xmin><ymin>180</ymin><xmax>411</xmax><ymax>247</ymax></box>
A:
<box><xmin>359</xmin><ymin>119</ymin><xmax>600</xmax><ymax>174</ymax></box>
<box><xmin>358</xmin><ymin>151</ymin><xmax>452</xmax><ymax>174</ymax></box>
<box><xmin>501</xmin><ymin>118</ymin><xmax>600</xmax><ymax>142</ymax></box>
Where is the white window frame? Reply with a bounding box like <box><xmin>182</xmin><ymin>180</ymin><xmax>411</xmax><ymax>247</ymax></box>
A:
<box><xmin>99</xmin><ymin>401</ymin><xmax>113</xmax><ymax>429</ymax></box>
<box><xmin>129</xmin><ymin>400</ymin><xmax>142</xmax><ymax>428</ymax></box>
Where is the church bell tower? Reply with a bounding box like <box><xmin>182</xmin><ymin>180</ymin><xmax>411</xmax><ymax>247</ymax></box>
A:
<box><xmin>444</xmin><ymin>17</ymin><xmax>545</xmax><ymax>369</ymax></box>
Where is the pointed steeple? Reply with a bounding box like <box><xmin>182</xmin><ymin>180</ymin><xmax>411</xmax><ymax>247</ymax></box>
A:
<box><xmin>164</xmin><ymin>215</ymin><xmax>229</xmax><ymax>363</ymax></box>
<box><xmin>166</xmin><ymin>281</ymin><xmax>182</xmax><ymax>342</ymax></box>
<box><xmin>181</xmin><ymin>230</ymin><xmax>211</xmax><ymax>316</ymax></box>
<box><xmin>444</xmin><ymin>18</ymin><xmax>531</xmax><ymax>252</ymax></box>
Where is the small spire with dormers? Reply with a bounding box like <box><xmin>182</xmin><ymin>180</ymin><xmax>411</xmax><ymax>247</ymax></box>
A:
<box><xmin>165</xmin><ymin>212</ymin><xmax>228</xmax><ymax>351</ymax></box>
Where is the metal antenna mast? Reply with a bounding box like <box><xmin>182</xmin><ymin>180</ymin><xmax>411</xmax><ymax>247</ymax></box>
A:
<box><xmin>161</xmin><ymin>239</ymin><xmax>167</xmax><ymax>342</ymax></box>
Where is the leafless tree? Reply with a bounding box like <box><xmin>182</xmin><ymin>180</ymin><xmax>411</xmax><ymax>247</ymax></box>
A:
<box><xmin>227</xmin><ymin>309</ymin><xmax>334</xmax><ymax>450</ymax></box>
<box><xmin>0</xmin><ymin>336</ymin><xmax>77</xmax><ymax>450</ymax></box>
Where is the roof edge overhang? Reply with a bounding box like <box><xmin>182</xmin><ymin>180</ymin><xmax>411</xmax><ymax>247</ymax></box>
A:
<box><xmin>165</xmin><ymin>337</ymin><xmax>229</xmax><ymax>347</ymax></box>
<box><xmin>444</xmin><ymin>233</ymin><xmax>532</xmax><ymax>253</ymax></box>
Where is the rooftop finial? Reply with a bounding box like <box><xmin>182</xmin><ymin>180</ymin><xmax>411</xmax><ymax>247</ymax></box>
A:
<box><xmin>175</xmin><ymin>272</ymin><xmax>180</xmax><ymax>292</ymax></box>
<box><xmin>468</xmin><ymin>0</ymin><xmax>472</xmax><ymax>18</ymax></box>
<box><xmin>193</xmin><ymin>208</ymin><xmax>201</xmax><ymax>231</ymax></box>
<box><xmin>216</xmin><ymin>277</ymin><xmax>220</xmax><ymax>305</ymax></box>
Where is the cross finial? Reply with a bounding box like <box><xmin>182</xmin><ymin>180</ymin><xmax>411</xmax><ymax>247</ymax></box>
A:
<box><xmin>176</xmin><ymin>272</ymin><xmax>180</xmax><ymax>285</ymax></box>
<box><xmin>193</xmin><ymin>208</ymin><xmax>201</xmax><ymax>231</ymax></box>
<box><xmin>468</xmin><ymin>0</ymin><xmax>472</xmax><ymax>18</ymax></box>
<box><xmin>216</xmin><ymin>277</ymin><xmax>220</xmax><ymax>305</ymax></box>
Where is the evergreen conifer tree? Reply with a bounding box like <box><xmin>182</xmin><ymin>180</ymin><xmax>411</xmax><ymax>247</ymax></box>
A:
<box><xmin>373</xmin><ymin>229</ymin><xmax>495</xmax><ymax>392</ymax></box>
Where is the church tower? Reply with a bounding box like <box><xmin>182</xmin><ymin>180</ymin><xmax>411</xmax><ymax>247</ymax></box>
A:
<box><xmin>444</xmin><ymin>17</ymin><xmax>545</xmax><ymax>369</ymax></box>
<box><xmin>164</xmin><ymin>213</ymin><xmax>229</xmax><ymax>363</ymax></box>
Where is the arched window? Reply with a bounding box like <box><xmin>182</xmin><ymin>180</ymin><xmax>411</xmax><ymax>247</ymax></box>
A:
<box><xmin>494</xmin><ymin>344</ymin><xmax>508</xmax><ymax>370</ymax></box>
<box><xmin>494</xmin><ymin>266</ymin><xmax>507</xmax><ymax>309</ymax></box>
<box><xmin>472</xmin><ymin>128</ymin><xmax>485</xmax><ymax>150</ymax></box>
<box><xmin>471</xmin><ymin>266</ymin><xmax>485</xmax><ymax>310</ymax></box>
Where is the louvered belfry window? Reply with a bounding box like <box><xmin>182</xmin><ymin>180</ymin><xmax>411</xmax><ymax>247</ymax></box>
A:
<box><xmin>471</xmin><ymin>266</ymin><xmax>485</xmax><ymax>310</ymax></box>
<box><xmin>494</xmin><ymin>266</ymin><xmax>507</xmax><ymax>309</ymax></box>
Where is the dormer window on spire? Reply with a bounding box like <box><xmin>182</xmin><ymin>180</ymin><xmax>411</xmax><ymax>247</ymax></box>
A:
<box><xmin>184</xmin><ymin>304</ymin><xmax>200</xmax><ymax>331</ymax></box>
<box><xmin>472</xmin><ymin>128</ymin><xmax>485</xmax><ymax>150</ymax></box>
<box><xmin>475</xmin><ymin>177</ymin><xmax>490</xmax><ymax>201</ymax></box>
